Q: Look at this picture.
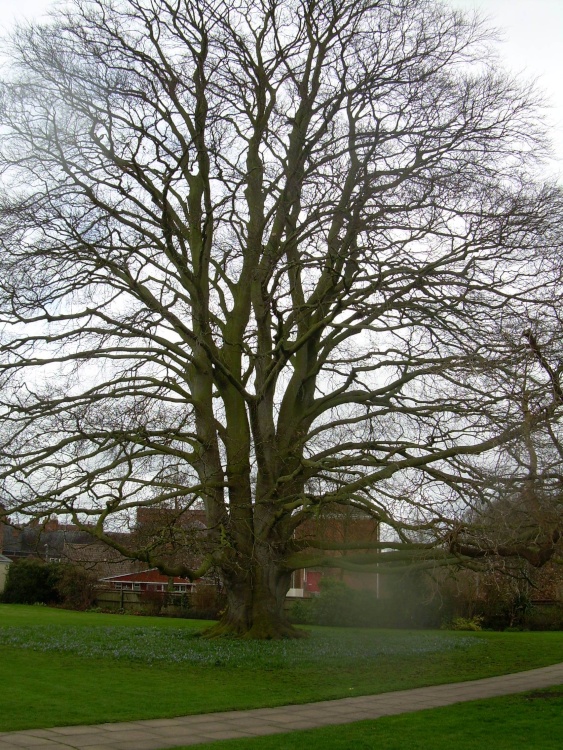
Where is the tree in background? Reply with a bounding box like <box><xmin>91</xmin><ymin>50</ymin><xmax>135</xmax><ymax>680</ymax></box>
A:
<box><xmin>451</xmin><ymin>329</ymin><xmax>562</xmax><ymax>569</ymax></box>
<box><xmin>0</xmin><ymin>0</ymin><xmax>561</xmax><ymax>637</ymax></box>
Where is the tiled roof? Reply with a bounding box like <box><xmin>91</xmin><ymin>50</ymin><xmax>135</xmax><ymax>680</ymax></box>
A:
<box><xmin>99</xmin><ymin>567</ymin><xmax>191</xmax><ymax>584</ymax></box>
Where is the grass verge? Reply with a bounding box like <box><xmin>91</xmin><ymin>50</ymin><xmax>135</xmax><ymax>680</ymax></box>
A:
<box><xmin>0</xmin><ymin>604</ymin><xmax>561</xmax><ymax>732</ymax></box>
<box><xmin>168</xmin><ymin>687</ymin><xmax>563</xmax><ymax>750</ymax></box>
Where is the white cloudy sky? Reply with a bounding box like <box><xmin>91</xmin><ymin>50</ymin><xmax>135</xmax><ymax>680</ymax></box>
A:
<box><xmin>0</xmin><ymin>0</ymin><xmax>562</xmax><ymax>163</ymax></box>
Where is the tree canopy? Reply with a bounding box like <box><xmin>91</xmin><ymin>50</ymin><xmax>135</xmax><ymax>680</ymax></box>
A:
<box><xmin>0</xmin><ymin>0</ymin><xmax>561</xmax><ymax>637</ymax></box>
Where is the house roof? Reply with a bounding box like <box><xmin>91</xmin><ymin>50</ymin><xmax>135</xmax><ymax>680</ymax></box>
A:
<box><xmin>2</xmin><ymin>524</ymin><xmax>93</xmax><ymax>556</ymax></box>
<box><xmin>99</xmin><ymin>567</ymin><xmax>191</xmax><ymax>584</ymax></box>
<box><xmin>64</xmin><ymin>540</ymin><xmax>145</xmax><ymax>578</ymax></box>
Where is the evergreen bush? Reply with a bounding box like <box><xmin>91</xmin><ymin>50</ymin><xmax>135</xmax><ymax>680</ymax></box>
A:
<box><xmin>1</xmin><ymin>558</ymin><xmax>61</xmax><ymax>604</ymax></box>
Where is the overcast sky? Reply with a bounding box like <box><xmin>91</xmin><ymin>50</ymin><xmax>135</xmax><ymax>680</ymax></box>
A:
<box><xmin>0</xmin><ymin>0</ymin><xmax>562</xmax><ymax>164</ymax></box>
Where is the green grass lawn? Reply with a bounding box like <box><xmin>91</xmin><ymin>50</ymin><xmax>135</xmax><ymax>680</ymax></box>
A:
<box><xmin>172</xmin><ymin>687</ymin><xmax>563</xmax><ymax>750</ymax></box>
<box><xmin>0</xmin><ymin>604</ymin><xmax>561</xmax><ymax>733</ymax></box>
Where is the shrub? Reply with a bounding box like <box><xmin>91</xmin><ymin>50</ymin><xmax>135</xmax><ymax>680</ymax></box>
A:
<box><xmin>56</xmin><ymin>565</ymin><xmax>98</xmax><ymax>610</ymax></box>
<box><xmin>189</xmin><ymin>585</ymin><xmax>225</xmax><ymax>619</ymax></box>
<box><xmin>1</xmin><ymin>559</ymin><xmax>102</xmax><ymax>610</ymax></box>
<box><xmin>308</xmin><ymin>579</ymin><xmax>357</xmax><ymax>626</ymax></box>
<box><xmin>444</xmin><ymin>616</ymin><xmax>484</xmax><ymax>631</ymax></box>
<box><xmin>523</xmin><ymin>604</ymin><xmax>563</xmax><ymax>631</ymax></box>
<box><xmin>289</xmin><ymin>599</ymin><xmax>313</xmax><ymax>625</ymax></box>
<box><xmin>292</xmin><ymin>575</ymin><xmax>445</xmax><ymax>629</ymax></box>
<box><xmin>1</xmin><ymin>558</ymin><xmax>61</xmax><ymax>604</ymax></box>
<box><xmin>140</xmin><ymin>588</ymin><xmax>166</xmax><ymax>615</ymax></box>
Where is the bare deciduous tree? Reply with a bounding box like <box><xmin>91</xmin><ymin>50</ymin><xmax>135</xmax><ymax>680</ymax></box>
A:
<box><xmin>453</xmin><ymin>331</ymin><xmax>563</xmax><ymax>568</ymax></box>
<box><xmin>0</xmin><ymin>0</ymin><xmax>561</xmax><ymax>637</ymax></box>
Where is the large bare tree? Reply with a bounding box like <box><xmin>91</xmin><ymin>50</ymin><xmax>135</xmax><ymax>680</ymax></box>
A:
<box><xmin>0</xmin><ymin>0</ymin><xmax>561</xmax><ymax>637</ymax></box>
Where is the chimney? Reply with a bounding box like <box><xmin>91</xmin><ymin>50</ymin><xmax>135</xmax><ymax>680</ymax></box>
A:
<box><xmin>44</xmin><ymin>516</ymin><xmax>59</xmax><ymax>533</ymax></box>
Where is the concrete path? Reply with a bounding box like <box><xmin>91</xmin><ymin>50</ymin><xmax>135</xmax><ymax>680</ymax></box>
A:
<box><xmin>1</xmin><ymin>663</ymin><xmax>562</xmax><ymax>750</ymax></box>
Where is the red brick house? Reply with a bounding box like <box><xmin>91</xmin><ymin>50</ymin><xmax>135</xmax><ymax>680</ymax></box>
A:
<box><xmin>289</xmin><ymin>508</ymin><xmax>380</xmax><ymax>597</ymax></box>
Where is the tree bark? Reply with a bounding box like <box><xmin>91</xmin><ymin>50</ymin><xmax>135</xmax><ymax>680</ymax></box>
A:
<box><xmin>206</xmin><ymin>558</ymin><xmax>305</xmax><ymax>639</ymax></box>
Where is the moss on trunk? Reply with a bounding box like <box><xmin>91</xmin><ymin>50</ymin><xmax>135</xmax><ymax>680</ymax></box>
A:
<box><xmin>204</xmin><ymin>561</ymin><xmax>307</xmax><ymax>639</ymax></box>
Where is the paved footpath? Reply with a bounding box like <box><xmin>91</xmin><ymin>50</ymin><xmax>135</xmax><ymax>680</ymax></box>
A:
<box><xmin>1</xmin><ymin>663</ymin><xmax>562</xmax><ymax>750</ymax></box>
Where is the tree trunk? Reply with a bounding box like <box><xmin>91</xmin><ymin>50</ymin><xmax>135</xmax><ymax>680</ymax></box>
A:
<box><xmin>205</xmin><ymin>560</ymin><xmax>306</xmax><ymax>639</ymax></box>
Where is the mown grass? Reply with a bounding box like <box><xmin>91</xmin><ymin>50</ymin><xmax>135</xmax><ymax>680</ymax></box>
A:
<box><xmin>173</xmin><ymin>687</ymin><xmax>563</xmax><ymax>750</ymax></box>
<box><xmin>0</xmin><ymin>605</ymin><xmax>561</xmax><ymax>732</ymax></box>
